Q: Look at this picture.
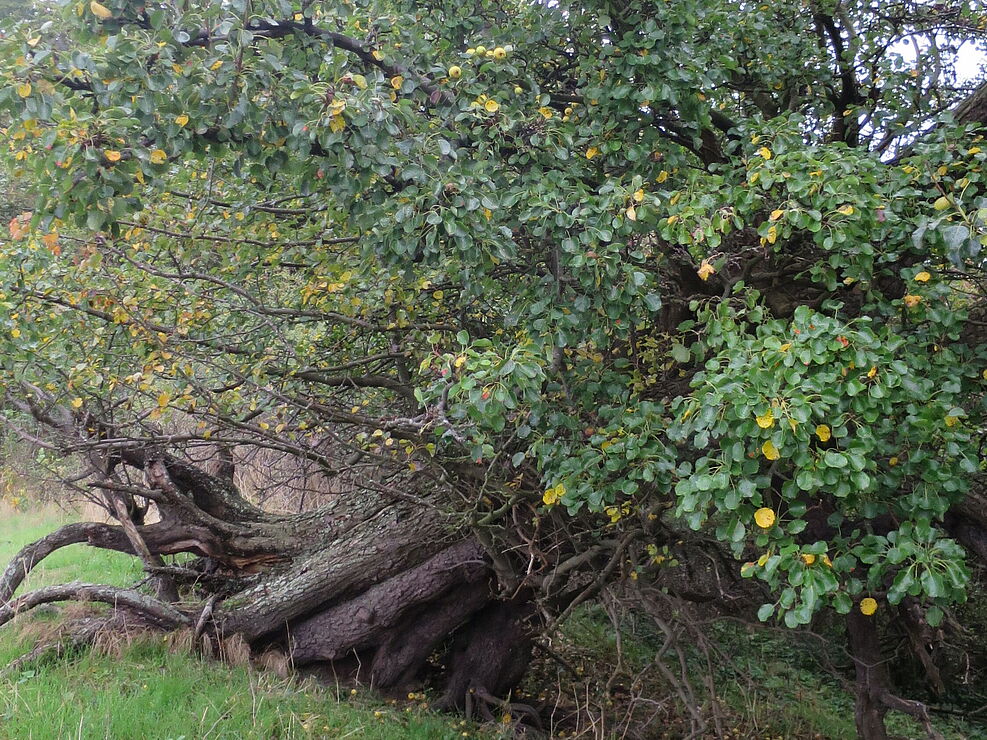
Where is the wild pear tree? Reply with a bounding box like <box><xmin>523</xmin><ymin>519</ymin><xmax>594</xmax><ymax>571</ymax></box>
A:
<box><xmin>0</xmin><ymin>0</ymin><xmax>986</xmax><ymax>735</ymax></box>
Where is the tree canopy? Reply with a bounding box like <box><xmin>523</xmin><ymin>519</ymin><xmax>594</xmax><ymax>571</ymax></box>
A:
<box><xmin>1</xmin><ymin>1</ymin><xmax>987</xmax><ymax>737</ymax></box>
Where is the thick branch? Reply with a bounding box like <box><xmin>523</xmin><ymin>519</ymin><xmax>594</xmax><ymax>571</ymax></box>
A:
<box><xmin>217</xmin><ymin>498</ymin><xmax>453</xmax><ymax>641</ymax></box>
<box><xmin>955</xmin><ymin>78</ymin><xmax>987</xmax><ymax>127</ymax></box>
<box><xmin>290</xmin><ymin>538</ymin><xmax>487</xmax><ymax>662</ymax></box>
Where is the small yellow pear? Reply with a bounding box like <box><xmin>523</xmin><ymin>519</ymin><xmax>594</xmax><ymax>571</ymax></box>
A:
<box><xmin>90</xmin><ymin>1</ymin><xmax>112</xmax><ymax>20</ymax></box>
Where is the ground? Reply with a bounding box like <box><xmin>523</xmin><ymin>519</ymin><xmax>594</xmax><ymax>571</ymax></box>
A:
<box><xmin>0</xmin><ymin>502</ymin><xmax>983</xmax><ymax>739</ymax></box>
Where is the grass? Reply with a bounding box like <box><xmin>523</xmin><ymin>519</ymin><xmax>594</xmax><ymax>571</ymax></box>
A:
<box><xmin>0</xmin><ymin>504</ymin><xmax>141</xmax><ymax>592</ymax></box>
<box><xmin>1</xmin><ymin>636</ymin><xmax>494</xmax><ymax>739</ymax></box>
<box><xmin>0</xmin><ymin>502</ymin><xmax>504</xmax><ymax>739</ymax></box>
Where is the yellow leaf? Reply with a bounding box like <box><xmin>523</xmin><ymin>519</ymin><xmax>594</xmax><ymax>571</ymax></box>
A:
<box><xmin>766</xmin><ymin>225</ymin><xmax>777</xmax><ymax>244</ymax></box>
<box><xmin>914</xmin><ymin>271</ymin><xmax>931</xmax><ymax>282</ymax></box>
<box><xmin>945</xmin><ymin>415</ymin><xmax>958</xmax><ymax>427</ymax></box>
<box><xmin>104</xmin><ymin>150</ymin><xmax>122</xmax><ymax>162</ymax></box>
<box><xmin>26</xmin><ymin>37</ymin><xmax>40</xmax><ymax>48</ymax></box>
<box><xmin>837</xmin><ymin>204</ymin><xmax>855</xmax><ymax>215</ymax></box>
<box><xmin>889</xmin><ymin>456</ymin><xmax>899</xmax><ymax>466</ymax></box>
<box><xmin>757</xmin><ymin>553</ymin><xmax>770</xmax><ymax>566</ymax></box>
<box><xmin>761</xmin><ymin>440</ymin><xmax>780</xmax><ymax>460</ymax></box>
<box><xmin>625</xmin><ymin>205</ymin><xmax>637</xmax><ymax>221</ymax></box>
<box><xmin>210</xmin><ymin>60</ymin><xmax>223</xmax><ymax>71</ymax></box>
<box><xmin>538</xmin><ymin>106</ymin><xmax>553</xmax><ymax>119</ymax></box>
<box><xmin>656</xmin><ymin>170</ymin><xmax>669</xmax><ymax>183</ymax></box>
<box><xmin>585</xmin><ymin>146</ymin><xmax>599</xmax><ymax>159</ymax></box>
<box><xmin>390</xmin><ymin>75</ymin><xmax>404</xmax><ymax>89</ymax></box>
<box><xmin>769</xmin><ymin>209</ymin><xmax>785</xmax><ymax>221</ymax></box>
<box><xmin>71</xmin><ymin>397</ymin><xmax>83</xmax><ymax>408</ymax></box>
<box><xmin>903</xmin><ymin>294</ymin><xmax>922</xmax><ymax>308</ymax></box>
<box><xmin>755</xmin><ymin>410</ymin><xmax>774</xmax><ymax>429</ymax></box>
<box><xmin>633</xmin><ymin>189</ymin><xmax>645</xmax><ymax>202</ymax></box>
<box><xmin>157</xmin><ymin>392</ymin><xmax>170</xmax><ymax>408</ymax></box>
<box><xmin>10</xmin><ymin>328</ymin><xmax>20</xmax><ymax>338</ymax></box>
<box><xmin>149</xmin><ymin>149</ymin><xmax>167</xmax><ymax>164</ymax></box>
<box><xmin>779</xmin><ymin>343</ymin><xmax>791</xmax><ymax>352</ymax></box>
<box><xmin>16</xmin><ymin>82</ymin><xmax>32</xmax><ymax>98</ymax></box>
<box><xmin>754</xmin><ymin>507</ymin><xmax>776</xmax><ymax>528</ymax></box>
<box><xmin>329</xmin><ymin>114</ymin><xmax>345</xmax><ymax>133</ymax></box>
<box><xmin>815</xmin><ymin>424</ymin><xmax>831</xmax><ymax>442</ymax></box>
<box><xmin>757</xmin><ymin>146</ymin><xmax>772</xmax><ymax>160</ymax></box>
<box><xmin>801</xmin><ymin>553</ymin><xmax>816</xmax><ymax>565</ymax></box>
<box><xmin>175</xmin><ymin>114</ymin><xmax>189</xmax><ymax>127</ymax></box>
<box><xmin>484</xmin><ymin>99</ymin><xmax>500</xmax><ymax>113</ymax></box>
<box><xmin>353</xmin><ymin>74</ymin><xmax>368</xmax><ymax>89</ymax></box>
<box><xmin>867</xmin><ymin>366</ymin><xmax>877</xmax><ymax>378</ymax></box>
<box><xmin>372</xmin><ymin>50</ymin><xmax>383</xmax><ymax>61</ymax></box>
<box><xmin>90</xmin><ymin>1</ymin><xmax>112</xmax><ymax>20</ymax></box>
<box><xmin>859</xmin><ymin>597</ymin><xmax>878</xmax><ymax>616</ymax></box>
<box><xmin>933</xmin><ymin>196</ymin><xmax>951</xmax><ymax>211</ymax></box>
<box><xmin>542</xmin><ymin>483</ymin><xmax>565</xmax><ymax>506</ymax></box>
<box><xmin>697</xmin><ymin>259</ymin><xmax>715</xmax><ymax>281</ymax></box>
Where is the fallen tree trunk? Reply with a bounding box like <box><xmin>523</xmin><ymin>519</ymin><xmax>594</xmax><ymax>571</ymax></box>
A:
<box><xmin>0</xmin><ymin>448</ymin><xmax>541</xmax><ymax>707</ymax></box>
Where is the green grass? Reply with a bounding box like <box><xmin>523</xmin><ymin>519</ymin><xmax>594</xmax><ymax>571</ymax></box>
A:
<box><xmin>0</xmin><ymin>640</ymin><xmax>490</xmax><ymax>739</ymax></box>
<box><xmin>0</xmin><ymin>504</ymin><xmax>503</xmax><ymax>739</ymax></box>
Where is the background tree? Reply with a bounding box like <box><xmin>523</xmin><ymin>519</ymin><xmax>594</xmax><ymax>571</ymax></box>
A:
<box><xmin>0</xmin><ymin>1</ymin><xmax>986</xmax><ymax>737</ymax></box>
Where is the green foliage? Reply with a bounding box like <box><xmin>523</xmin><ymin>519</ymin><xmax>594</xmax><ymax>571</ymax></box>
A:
<box><xmin>0</xmin><ymin>0</ymin><xmax>985</xmax><ymax>634</ymax></box>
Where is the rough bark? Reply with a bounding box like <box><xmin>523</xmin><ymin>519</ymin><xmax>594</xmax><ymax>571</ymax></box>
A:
<box><xmin>0</xmin><ymin>442</ymin><xmax>536</xmax><ymax>707</ymax></box>
<box><xmin>955</xmin><ymin>78</ymin><xmax>987</xmax><ymax>127</ymax></box>
<box><xmin>848</xmin><ymin>610</ymin><xmax>891</xmax><ymax>740</ymax></box>
<box><xmin>216</xmin><ymin>498</ymin><xmax>455</xmax><ymax>641</ymax></box>
<box><xmin>289</xmin><ymin>538</ymin><xmax>488</xmax><ymax>663</ymax></box>
<box><xmin>369</xmin><ymin>578</ymin><xmax>493</xmax><ymax>688</ymax></box>
<box><xmin>437</xmin><ymin>596</ymin><xmax>538</xmax><ymax>712</ymax></box>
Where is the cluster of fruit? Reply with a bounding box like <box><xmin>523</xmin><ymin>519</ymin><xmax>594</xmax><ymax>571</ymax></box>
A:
<box><xmin>448</xmin><ymin>45</ymin><xmax>512</xmax><ymax>79</ymax></box>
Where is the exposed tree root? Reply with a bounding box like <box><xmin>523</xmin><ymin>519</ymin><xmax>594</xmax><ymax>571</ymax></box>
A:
<box><xmin>0</xmin><ymin>582</ymin><xmax>192</xmax><ymax>631</ymax></box>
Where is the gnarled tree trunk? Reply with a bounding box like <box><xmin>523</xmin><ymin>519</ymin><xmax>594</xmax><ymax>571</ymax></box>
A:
<box><xmin>0</xmin><ymin>448</ymin><xmax>540</xmax><ymax>709</ymax></box>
